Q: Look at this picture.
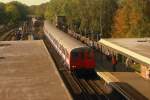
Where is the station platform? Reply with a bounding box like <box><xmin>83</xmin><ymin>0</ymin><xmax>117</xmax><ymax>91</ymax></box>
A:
<box><xmin>0</xmin><ymin>40</ymin><xmax>71</xmax><ymax>100</ymax></box>
<box><xmin>95</xmin><ymin>51</ymin><xmax>150</xmax><ymax>100</ymax></box>
<box><xmin>96</xmin><ymin>68</ymin><xmax>150</xmax><ymax>100</ymax></box>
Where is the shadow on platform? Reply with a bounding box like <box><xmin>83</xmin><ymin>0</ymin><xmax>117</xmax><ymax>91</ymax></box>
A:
<box><xmin>0</xmin><ymin>57</ymin><xmax>5</xmax><ymax>59</ymax></box>
<box><xmin>109</xmin><ymin>82</ymin><xmax>148</xmax><ymax>100</ymax></box>
<box><xmin>0</xmin><ymin>43</ymin><xmax>11</xmax><ymax>47</ymax></box>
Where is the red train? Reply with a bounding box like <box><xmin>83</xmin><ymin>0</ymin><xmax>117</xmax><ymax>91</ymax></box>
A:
<box><xmin>44</xmin><ymin>21</ymin><xmax>96</xmax><ymax>71</ymax></box>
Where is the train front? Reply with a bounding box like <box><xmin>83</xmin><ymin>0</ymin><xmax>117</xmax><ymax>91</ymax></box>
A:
<box><xmin>70</xmin><ymin>47</ymin><xmax>96</xmax><ymax>71</ymax></box>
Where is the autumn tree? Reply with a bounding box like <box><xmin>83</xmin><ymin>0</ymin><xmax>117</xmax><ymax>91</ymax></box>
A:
<box><xmin>0</xmin><ymin>3</ymin><xmax>6</xmax><ymax>24</ymax></box>
<box><xmin>112</xmin><ymin>0</ymin><xmax>150</xmax><ymax>38</ymax></box>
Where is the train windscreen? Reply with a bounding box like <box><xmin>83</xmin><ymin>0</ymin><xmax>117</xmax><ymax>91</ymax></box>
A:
<box><xmin>72</xmin><ymin>52</ymin><xmax>79</xmax><ymax>60</ymax></box>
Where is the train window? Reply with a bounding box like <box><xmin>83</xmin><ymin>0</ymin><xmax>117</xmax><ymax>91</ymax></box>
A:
<box><xmin>61</xmin><ymin>46</ymin><xmax>63</xmax><ymax>53</ymax></box>
<box><xmin>60</xmin><ymin>45</ymin><xmax>62</xmax><ymax>51</ymax></box>
<box><xmin>58</xmin><ymin>44</ymin><xmax>61</xmax><ymax>49</ymax></box>
<box><xmin>56</xmin><ymin>40</ymin><xmax>59</xmax><ymax>46</ymax></box>
<box><xmin>72</xmin><ymin>52</ymin><xmax>79</xmax><ymax>60</ymax></box>
<box><xmin>62</xmin><ymin>46</ymin><xmax>65</xmax><ymax>54</ymax></box>
<box><xmin>65</xmin><ymin>49</ymin><xmax>67</xmax><ymax>56</ymax></box>
<box><xmin>86</xmin><ymin>49</ymin><xmax>93</xmax><ymax>59</ymax></box>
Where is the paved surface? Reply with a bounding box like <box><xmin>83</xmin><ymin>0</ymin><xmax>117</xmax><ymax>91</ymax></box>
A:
<box><xmin>111</xmin><ymin>72</ymin><xmax>150</xmax><ymax>99</ymax></box>
<box><xmin>0</xmin><ymin>40</ymin><xmax>71</xmax><ymax>100</ymax></box>
<box><xmin>95</xmin><ymin>51</ymin><xmax>150</xmax><ymax>100</ymax></box>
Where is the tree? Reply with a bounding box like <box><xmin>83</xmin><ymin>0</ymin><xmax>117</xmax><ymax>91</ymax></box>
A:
<box><xmin>11</xmin><ymin>1</ymin><xmax>28</xmax><ymax>20</ymax></box>
<box><xmin>0</xmin><ymin>3</ymin><xmax>6</xmax><ymax>24</ymax></box>
<box><xmin>112</xmin><ymin>2</ymin><xmax>130</xmax><ymax>37</ymax></box>
<box><xmin>45</xmin><ymin>0</ymin><xmax>149</xmax><ymax>38</ymax></box>
<box><xmin>112</xmin><ymin>0</ymin><xmax>150</xmax><ymax>38</ymax></box>
<box><xmin>0</xmin><ymin>1</ymin><xmax>29</xmax><ymax>25</ymax></box>
<box><xmin>5</xmin><ymin>3</ymin><xmax>20</xmax><ymax>24</ymax></box>
<box><xmin>29</xmin><ymin>3</ymin><xmax>48</xmax><ymax>17</ymax></box>
<box><xmin>45</xmin><ymin>0</ymin><xmax>118</xmax><ymax>38</ymax></box>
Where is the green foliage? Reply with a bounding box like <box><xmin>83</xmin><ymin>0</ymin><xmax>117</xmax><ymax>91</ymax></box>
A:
<box><xmin>12</xmin><ymin>1</ymin><xmax>29</xmax><ymax>20</ymax></box>
<box><xmin>5</xmin><ymin>3</ymin><xmax>20</xmax><ymax>24</ymax></box>
<box><xmin>1</xmin><ymin>0</ymin><xmax>147</xmax><ymax>38</ymax></box>
<box><xmin>29</xmin><ymin>3</ymin><xmax>48</xmax><ymax>18</ymax></box>
<box><xmin>45</xmin><ymin>0</ymin><xmax>118</xmax><ymax>38</ymax></box>
<box><xmin>0</xmin><ymin>1</ymin><xmax>28</xmax><ymax>25</ymax></box>
<box><xmin>44</xmin><ymin>0</ymin><xmax>150</xmax><ymax>38</ymax></box>
<box><xmin>0</xmin><ymin>3</ymin><xmax>6</xmax><ymax>24</ymax></box>
<box><xmin>112</xmin><ymin>0</ymin><xmax>150</xmax><ymax>38</ymax></box>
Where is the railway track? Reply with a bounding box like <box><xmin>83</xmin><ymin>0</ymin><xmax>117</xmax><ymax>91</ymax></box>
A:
<box><xmin>0</xmin><ymin>28</ymin><xmax>16</xmax><ymax>41</ymax></box>
<box><xmin>0</xmin><ymin>21</ymin><xmax>33</xmax><ymax>41</ymax></box>
<box><xmin>44</xmin><ymin>39</ymin><xmax>83</xmax><ymax>99</ymax></box>
<box><xmin>22</xmin><ymin>20</ymin><xmax>34</xmax><ymax>40</ymax></box>
<box><xmin>71</xmin><ymin>72</ymin><xmax>106</xmax><ymax>100</ymax></box>
<box><xmin>0</xmin><ymin>20</ymin><xmax>33</xmax><ymax>41</ymax></box>
<box><xmin>43</xmin><ymin>37</ymin><xmax>125</xmax><ymax>100</ymax></box>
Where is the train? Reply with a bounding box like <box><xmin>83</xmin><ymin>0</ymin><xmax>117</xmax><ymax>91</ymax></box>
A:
<box><xmin>55</xmin><ymin>16</ymin><xmax>101</xmax><ymax>49</ymax></box>
<box><xmin>56</xmin><ymin>16</ymin><xmax>68</xmax><ymax>32</ymax></box>
<box><xmin>32</xmin><ymin>17</ymin><xmax>42</xmax><ymax>27</ymax></box>
<box><xmin>44</xmin><ymin>20</ymin><xmax>96</xmax><ymax>71</ymax></box>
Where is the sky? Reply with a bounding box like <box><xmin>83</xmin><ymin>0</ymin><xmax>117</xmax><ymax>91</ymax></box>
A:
<box><xmin>0</xmin><ymin>0</ymin><xmax>50</xmax><ymax>6</ymax></box>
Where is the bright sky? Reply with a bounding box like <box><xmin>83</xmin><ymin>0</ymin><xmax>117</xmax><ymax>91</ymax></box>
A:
<box><xmin>0</xmin><ymin>0</ymin><xmax>50</xmax><ymax>6</ymax></box>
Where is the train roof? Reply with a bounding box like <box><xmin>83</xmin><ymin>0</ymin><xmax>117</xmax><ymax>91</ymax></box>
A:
<box><xmin>98</xmin><ymin>38</ymin><xmax>150</xmax><ymax>66</ymax></box>
<box><xmin>44</xmin><ymin>20</ymin><xmax>87</xmax><ymax>51</ymax></box>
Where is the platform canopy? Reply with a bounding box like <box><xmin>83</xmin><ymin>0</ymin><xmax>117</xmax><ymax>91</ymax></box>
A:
<box><xmin>98</xmin><ymin>38</ymin><xmax>150</xmax><ymax>66</ymax></box>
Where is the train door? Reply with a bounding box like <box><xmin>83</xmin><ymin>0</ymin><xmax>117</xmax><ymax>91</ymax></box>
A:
<box><xmin>84</xmin><ymin>49</ymin><xmax>95</xmax><ymax>69</ymax></box>
<box><xmin>70</xmin><ymin>51</ymin><xmax>80</xmax><ymax>69</ymax></box>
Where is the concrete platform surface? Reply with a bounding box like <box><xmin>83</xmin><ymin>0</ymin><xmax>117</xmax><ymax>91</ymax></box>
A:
<box><xmin>96</xmin><ymin>69</ymin><xmax>150</xmax><ymax>100</ymax></box>
<box><xmin>0</xmin><ymin>40</ymin><xmax>71</xmax><ymax>100</ymax></box>
<box><xmin>112</xmin><ymin>72</ymin><xmax>150</xmax><ymax>99</ymax></box>
<box><xmin>94</xmin><ymin>48</ymin><xmax>150</xmax><ymax>100</ymax></box>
